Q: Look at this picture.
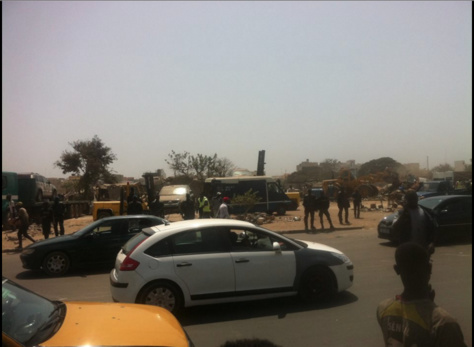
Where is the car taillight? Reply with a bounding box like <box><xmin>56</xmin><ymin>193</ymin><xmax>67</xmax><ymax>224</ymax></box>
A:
<box><xmin>120</xmin><ymin>256</ymin><xmax>140</xmax><ymax>271</ymax></box>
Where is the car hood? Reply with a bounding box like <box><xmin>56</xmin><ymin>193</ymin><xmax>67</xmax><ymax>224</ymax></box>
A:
<box><xmin>298</xmin><ymin>240</ymin><xmax>345</xmax><ymax>254</ymax></box>
<box><xmin>160</xmin><ymin>194</ymin><xmax>186</xmax><ymax>202</ymax></box>
<box><xmin>42</xmin><ymin>302</ymin><xmax>189</xmax><ymax>347</ymax></box>
<box><xmin>26</xmin><ymin>234</ymin><xmax>78</xmax><ymax>249</ymax></box>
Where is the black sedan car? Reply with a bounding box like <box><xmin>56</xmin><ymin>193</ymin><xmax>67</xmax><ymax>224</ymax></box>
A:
<box><xmin>20</xmin><ymin>215</ymin><xmax>168</xmax><ymax>276</ymax></box>
<box><xmin>378</xmin><ymin>195</ymin><xmax>472</xmax><ymax>244</ymax></box>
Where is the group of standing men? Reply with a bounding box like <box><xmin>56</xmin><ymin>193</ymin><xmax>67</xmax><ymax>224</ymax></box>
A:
<box><xmin>6</xmin><ymin>194</ymin><xmax>67</xmax><ymax>250</ymax></box>
<box><xmin>179</xmin><ymin>192</ymin><xmax>231</xmax><ymax>220</ymax></box>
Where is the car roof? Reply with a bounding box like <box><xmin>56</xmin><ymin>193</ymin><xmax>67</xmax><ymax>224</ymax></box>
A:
<box><xmin>420</xmin><ymin>195</ymin><xmax>471</xmax><ymax>202</ymax></box>
<box><xmin>146</xmin><ymin>219</ymin><xmax>264</xmax><ymax>237</ymax></box>
<box><xmin>101</xmin><ymin>214</ymin><xmax>163</xmax><ymax>221</ymax></box>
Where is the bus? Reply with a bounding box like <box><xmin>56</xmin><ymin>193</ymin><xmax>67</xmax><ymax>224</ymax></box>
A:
<box><xmin>204</xmin><ymin>176</ymin><xmax>297</xmax><ymax>215</ymax></box>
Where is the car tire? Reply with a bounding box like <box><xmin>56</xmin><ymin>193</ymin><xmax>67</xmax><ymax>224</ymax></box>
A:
<box><xmin>137</xmin><ymin>281</ymin><xmax>183</xmax><ymax>314</ymax></box>
<box><xmin>42</xmin><ymin>251</ymin><xmax>70</xmax><ymax>276</ymax></box>
<box><xmin>276</xmin><ymin>205</ymin><xmax>286</xmax><ymax>216</ymax></box>
<box><xmin>298</xmin><ymin>266</ymin><xmax>336</xmax><ymax>303</ymax></box>
<box><xmin>97</xmin><ymin>211</ymin><xmax>112</xmax><ymax>219</ymax></box>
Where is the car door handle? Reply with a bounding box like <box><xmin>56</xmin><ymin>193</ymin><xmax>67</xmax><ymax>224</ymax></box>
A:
<box><xmin>235</xmin><ymin>259</ymin><xmax>249</xmax><ymax>263</ymax></box>
<box><xmin>177</xmin><ymin>262</ymin><xmax>192</xmax><ymax>267</ymax></box>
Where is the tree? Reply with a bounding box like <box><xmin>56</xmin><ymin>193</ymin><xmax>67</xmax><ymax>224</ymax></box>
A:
<box><xmin>54</xmin><ymin>135</ymin><xmax>117</xmax><ymax>200</ymax></box>
<box><xmin>231</xmin><ymin>189</ymin><xmax>262</xmax><ymax>215</ymax></box>
<box><xmin>320</xmin><ymin>159</ymin><xmax>342</xmax><ymax>179</ymax></box>
<box><xmin>166</xmin><ymin>151</ymin><xmax>235</xmax><ymax>180</ymax></box>
<box><xmin>357</xmin><ymin>157</ymin><xmax>404</xmax><ymax>177</ymax></box>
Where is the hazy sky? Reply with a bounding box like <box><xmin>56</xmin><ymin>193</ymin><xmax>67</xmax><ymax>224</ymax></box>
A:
<box><xmin>3</xmin><ymin>1</ymin><xmax>472</xmax><ymax>179</ymax></box>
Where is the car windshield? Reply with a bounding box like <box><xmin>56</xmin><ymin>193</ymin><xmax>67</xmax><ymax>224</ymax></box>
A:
<box><xmin>72</xmin><ymin>218</ymin><xmax>110</xmax><ymax>237</ymax></box>
<box><xmin>418</xmin><ymin>198</ymin><xmax>443</xmax><ymax>210</ymax></box>
<box><xmin>418</xmin><ymin>182</ymin><xmax>440</xmax><ymax>192</ymax></box>
<box><xmin>160</xmin><ymin>186</ymin><xmax>187</xmax><ymax>196</ymax></box>
<box><xmin>2</xmin><ymin>278</ymin><xmax>66</xmax><ymax>346</ymax></box>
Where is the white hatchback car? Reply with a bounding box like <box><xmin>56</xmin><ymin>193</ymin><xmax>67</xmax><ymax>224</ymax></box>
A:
<box><xmin>110</xmin><ymin>219</ymin><xmax>354</xmax><ymax>314</ymax></box>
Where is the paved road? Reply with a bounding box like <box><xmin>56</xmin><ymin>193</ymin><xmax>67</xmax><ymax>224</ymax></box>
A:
<box><xmin>2</xmin><ymin>227</ymin><xmax>472</xmax><ymax>347</ymax></box>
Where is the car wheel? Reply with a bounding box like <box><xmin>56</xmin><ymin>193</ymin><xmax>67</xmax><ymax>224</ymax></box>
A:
<box><xmin>138</xmin><ymin>281</ymin><xmax>183</xmax><ymax>314</ymax></box>
<box><xmin>42</xmin><ymin>251</ymin><xmax>70</xmax><ymax>276</ymax></box>
<box><xmin>298</xmin><ymin>266</ymin><xmax>335</xmax><ymax>303</ymax></box>
<box><xmin>36</xmin><ymin>190</ymin><xmax>43</xmax><ymax>202</ymax></box>
<box><xmin>97</xmin><ymin>211</ymin><xmax>112</xmax><ymax>219</ymax></box>
<box><xmin>276</xmin><ymin>205</ymin><xmax>286</xmax><ymax>216</ymax></box>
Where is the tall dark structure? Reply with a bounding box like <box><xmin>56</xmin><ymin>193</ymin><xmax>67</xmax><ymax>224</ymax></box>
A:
<box><xmin>257</xmin><ymin>150</ymin><xmax>266</xmax><ymax>176</ymax></box>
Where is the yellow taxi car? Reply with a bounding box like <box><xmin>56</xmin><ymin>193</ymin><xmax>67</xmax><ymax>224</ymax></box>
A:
<box><xmin>2</xmin><ymin>277</ymin><xmax>194</xmax><ymax>347</ymax></box>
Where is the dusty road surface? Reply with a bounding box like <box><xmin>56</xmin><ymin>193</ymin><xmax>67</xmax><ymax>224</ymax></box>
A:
<box><xmin>2</xmin><ymin>199</ymin><xmax>392</xmax><ymax>252</ymax></box>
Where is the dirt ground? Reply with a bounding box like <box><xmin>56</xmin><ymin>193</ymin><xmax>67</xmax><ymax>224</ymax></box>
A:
<box><xmin>2</xmin><ymin>199</ymin><xmax>396</xmax><ymax>252</ymax></box>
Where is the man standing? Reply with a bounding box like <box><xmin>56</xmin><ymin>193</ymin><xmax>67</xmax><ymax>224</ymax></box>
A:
<box><xmin>352</xmin><ymin>188</ymin><xmax>362</xmax><ymax>219</ymax></box>
<box><xmin>40</xmin><ymin>201</ymin><xmax>53</xmax><ymax>239</ymax></box>
<box><xmin>377</xmin><ymin>242</ymin><xmax>466</xmax><ymax>346</ymax></box>
<box><xmin>127</xmin><ymin>195</ymin><xmax>143</xmax><ymax>215</ymax></box>
<box><xmin>211</xmin><ymin>192</ymin><xmax>223</xmax><ymax>218</ymax></box>
<box><xmin>197</xmin><ymin>192</ymin><xmax>211</xmax><ymax>219</ymax></box>
<box><xmin>337</xmin><ymin>188</ymin><xmax>350</xmax><ymax>225</ymax></box>
<box><xmin>303</xmin><ymin>188</ymin><xmax>317</xmax><ymax>231</ymax></box>
<box><xmin>217</xmin><ymin>197</ymin><xmax>230</xmax><ymax>219</ymax></box>
<box><xmin>180</xmin><ymin>193</ymin><xmax>195</xmax><ymax>220</ymax></box>
<box><xmin>316</xmin><ymin>190</ymin><xmax>335</xmax><ymax>231</ymax></box>
<box><xmin>392</xmin><ymin>189</ymin><xmax>436</xmax><ymax>255</ymax></box>
<box><xmin>52</xmin><ymin>196</ymin><xmax>66</xmax><ymax>236</ymax></box>
<box><xmin>15</xmin><ymin>202</ymin><xmax>35</xmax><ymax>250</ymax></box>
<box><xmin>149</xmin><ymin>193</ymin><xmax>165</xmax><ymax>218</ymax></box>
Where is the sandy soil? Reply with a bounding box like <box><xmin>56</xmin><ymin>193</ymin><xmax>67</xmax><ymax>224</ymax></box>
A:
<box><xmin>2</xmin><ymin>199</ymin><xmax>395</xmax><ymax>252</ymax></box>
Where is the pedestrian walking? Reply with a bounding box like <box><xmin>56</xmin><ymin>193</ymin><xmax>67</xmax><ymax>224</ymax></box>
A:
<box><xmin>392</xmin><ymin>189</ymin><xmax>437</xmax><ymax>255</ymax></box>
<box><xmin>15</xmin><ymin>202</ymin><xmax>35</xmax><ymax>250</ymax></box>
<box><xmin>40</xmin><ymin>201</ymin><xmax>53</xmax><ymax>239</ymax></box>
<box><xmin>377</xmin><ymin>242</ymin><xmax>466</xmax><ymax>346</ymax></box>
<box><xmin>52</xmin><ymin>196</ymin><xmax>66</xmax><ymax>236</ymax></box>
<box><xmin>315</xmin><ymin>190</ymin><xmax>335</xmax><ymax>231</ymax></box>
<box><xmin>352</xmin><ymin>188</ymin><xmax>362</xmax><ymax>219</ymax></box>
<box><xmin>337</xmin><ymin>188</ymin><xmax>350</xmax><ymax>225</ymax></box>
<box><xmin>216</xmin><ymin>197</ymin><xmax>230</xmax><ymax>219</ymax></box>
<box><xmin>303</xmin><ymin>188</ymin><xmax>318</xmax><ymax>231</ymax></box>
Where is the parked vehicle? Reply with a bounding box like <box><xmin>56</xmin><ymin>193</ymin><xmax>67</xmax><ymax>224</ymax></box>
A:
<box><xmin>2</xmin><ymin>171</ymin><xmax>88</xmax><ymax>228</ymax></box>
<box><xmin>2</xmin><ymin>277</ymin><xmax>193</xmax><ymax>347</ymax></box>
<box><xmin>204</xmin><ymin>176</ymin><xmax>297</xmax><ymax>215</ymax></box>
<box><xmin>159</xmin><ymin>185</ymin><xmax>193</xmax><ymax>215</ymax></box>
<box><xmin>377</xmin><ymin>195</ymin><xmax>472</xmax><ymax>244</ymax></box>
<box><xmin>20</xmin><ymin>215</ymin><xmax>168</xmax><ymax>276</ymax></box>
<box><xmin>110</xmin><ymin>219</ymin><xmax>354</xmax><ymax>314</ymax></box>
<box><xmin>416</xmin><ymin>180</ymin><xmax>454</xmax><ymax>199</ymax></box>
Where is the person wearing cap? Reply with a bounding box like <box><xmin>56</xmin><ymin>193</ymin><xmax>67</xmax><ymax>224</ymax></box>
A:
<box><xmin>15</xmin><ymin>202</ymin><xmax>35</xmax><ymax>250</ymax></box>
<box><xmin>377</xmin><ymin>242</ymin><xmax>466</xmax><ymax>346</ymax></box>
<box><xmin>217</xmin><ymin>196</ymin><xmax>230</xmax><ymax>219</ymax></box>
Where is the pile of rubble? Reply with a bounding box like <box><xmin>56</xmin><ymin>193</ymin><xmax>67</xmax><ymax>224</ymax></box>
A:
<box><xmin>234</xmin><ymin>213</ymin><xmax>301</xmax><ymax>225</ymax></box>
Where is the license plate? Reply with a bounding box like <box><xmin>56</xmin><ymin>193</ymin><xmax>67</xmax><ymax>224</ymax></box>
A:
<box><xmin>379</xmin><ymin>227</ymin><xmax>391</xmax><ymax>235</ymax></box>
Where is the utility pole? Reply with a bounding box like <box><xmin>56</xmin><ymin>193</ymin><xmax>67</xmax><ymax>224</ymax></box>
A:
<box><xmin>257</xmin><ymin>150</ymin><xmax>266</xmax><ymax>176</ymax></box>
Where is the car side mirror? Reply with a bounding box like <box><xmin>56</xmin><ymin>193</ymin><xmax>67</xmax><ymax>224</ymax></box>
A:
<box><xmin>273</xmin><ymin>242</ymin><xmax>282</xmax><ymax>253</ymax></box>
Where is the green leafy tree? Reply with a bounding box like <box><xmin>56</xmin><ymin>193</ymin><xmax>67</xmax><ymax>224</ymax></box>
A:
<box><xmin>231</xmin><ymin>189</ymin><xmax>262</xmax><ymax>215</ymax></box>
<box><xmin>54</xmin><ymin>135</ymin><xmax>117</xmax><ymax>200</ymax></box>
<box><xmin>357</xmin><ymin>157</ymin><xmax>404</xmax><ymax>177</ymax></box>
<box><xmin>166</xmin><ymin>151</ymin><xmax>235</xmax><ymax>180</ymax></box>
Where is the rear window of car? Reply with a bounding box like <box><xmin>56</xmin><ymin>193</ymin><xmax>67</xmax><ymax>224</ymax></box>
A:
<box><xmin>122</xmin><ymin>232</ymin><xmax>151</xmax><ymax>254</ymax></box>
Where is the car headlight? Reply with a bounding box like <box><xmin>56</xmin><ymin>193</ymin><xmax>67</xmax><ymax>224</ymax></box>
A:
<box><xmin>21</xmin><ymin>248</ymin><xmax>36</xmax><ymax>255</ymax></box>
<box><xmin>331</xmin><ymin>252</ymin><xmax>350</xmax><ymax>264</ymax></box>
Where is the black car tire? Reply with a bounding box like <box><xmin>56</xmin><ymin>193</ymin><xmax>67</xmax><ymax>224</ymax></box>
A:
<box><xmin>276</xmin><ymin>205</ymin><xmax>286</xmax><ymax>216</ymax></box>
<box><xmin>298</xmin><ymin>266</ymin><xmax>336</xmax><ymax>303</ymax></box>
<box><xmin>97</xmin><ymin>211</ymin><xmax>112</xmax><ymax>219</ymax></box>
<box><xmin>137</xmin><ymin>281</ymin><xmax>183</xmax><ymax>314</ymax></box>
<box><xmin>42</xmin><ymin>251</ymin><xmax>70</xmax><ymax>276</ymax></box>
